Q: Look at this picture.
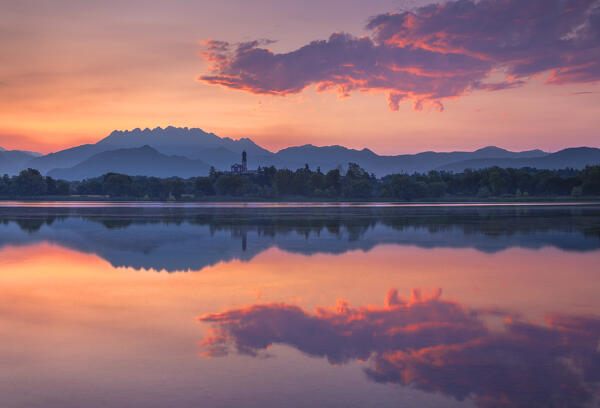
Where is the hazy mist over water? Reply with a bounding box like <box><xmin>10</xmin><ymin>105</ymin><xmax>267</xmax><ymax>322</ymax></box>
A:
<box><xmin>1</xmin><ymin>204</ymin><xmax>599</xmax><ymax>407</ymax></box>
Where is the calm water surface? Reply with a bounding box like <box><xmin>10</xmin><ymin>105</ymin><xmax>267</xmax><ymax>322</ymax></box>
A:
<box><xmin>1</xmin><ymin>204</ymin><xmax>599</xmax><ymax>408</ymax></box>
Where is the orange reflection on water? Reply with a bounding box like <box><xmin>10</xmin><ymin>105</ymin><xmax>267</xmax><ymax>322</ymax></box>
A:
<box><xmin>1</xmin><ymin>241</ymin><xmax>599</xmax><ymax>407</ymax></box>
<box><xmin>200</xmin><ymin>244</ymin><xmax>600</xmax><ymax>318</ymax></box>
<box><xmin>2</xmin><ymin>242</ymin><xmax>599</xmax><ymax>330</ymax></box>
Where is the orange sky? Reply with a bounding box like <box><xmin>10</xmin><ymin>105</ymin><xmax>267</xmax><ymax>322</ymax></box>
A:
<box><xmin>1</xmin><ymin>0</ymin><xmax>599</xmax><ymax>155</ymax></box>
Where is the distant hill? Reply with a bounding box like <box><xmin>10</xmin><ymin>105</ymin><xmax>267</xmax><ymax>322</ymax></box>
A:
<box><xmin>12</xmin><ymin>149</ymin><xmax>42</xmax><ymax>157</ymax></box>
<box><xmin>27</xmin><ymin>144</ymin><xmax>107</xmax><ymax>174</ymax></box>
<box><xmin>48</xmin><ymin>145</ymin><xmax>210</xmax><ymax>180</ymax></box>
<box><xmin>271</xmin><ymin>145</ymin><xmax>548</xmax><ymax>175</ymax></box>
<box><xmin>6</xmin><ymin>126</ymin><xmax>600</xmax><ymax>179</ymax></box>
<box><xmin>0</xmin><ymin>145</ymin><xmax>41</xmax><ymax>156</ymax></box>
<box><xmin>438</xmin><ymin>147</ymin><xmax>600</xmax><ymax>172</ymax></box>
<box><xmin>0</xmin><ymin>149</ymin><xmax>43</xmax><ymax>175</ymax></box>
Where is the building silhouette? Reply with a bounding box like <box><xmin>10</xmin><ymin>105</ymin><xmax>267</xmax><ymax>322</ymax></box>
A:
<box><xmin>231</xmin><ymin>151</ymin><xmax>249</xmax><ymax>174</ymax></box>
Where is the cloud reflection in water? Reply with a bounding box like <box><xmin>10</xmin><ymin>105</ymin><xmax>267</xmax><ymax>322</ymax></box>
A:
<box><xmin>199</xmin><ymin>289</ymin><xmax>600</xmax><ymax>408</ymax></box>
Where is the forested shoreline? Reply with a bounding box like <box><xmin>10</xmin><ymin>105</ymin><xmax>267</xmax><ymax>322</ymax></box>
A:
<box><xmin>1</xmin><ymin>164</ymin><xmax>599</xmax><ymax>201</ymax></box>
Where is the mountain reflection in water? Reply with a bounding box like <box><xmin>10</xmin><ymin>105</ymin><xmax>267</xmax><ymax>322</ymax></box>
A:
<box><xmin>0</xmin><ymin>205</ymin><xmax>599</xmax><ymax>272</ymax></box>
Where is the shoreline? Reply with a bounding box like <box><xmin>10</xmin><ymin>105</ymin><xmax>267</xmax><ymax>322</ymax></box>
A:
<box><xmin>0</xmin><ymin>200</ymin><xmax>599</xmax><ymax>208</ymax></box>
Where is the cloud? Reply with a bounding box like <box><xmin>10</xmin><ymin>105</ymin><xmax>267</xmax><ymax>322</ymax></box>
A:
<box><xmin>198</xmin><ymin>288</ymin><xmax>600</xmax><ymax>407</ymax></box>
<box><xmin>199</xmin><ymin>0</ymin><xmax>600</xmax><ymax>111</ymax></box>
<box><xmin>199</xmin><ymin>288</ymin><xmax>485</xmax><ymax>363</ymax></box>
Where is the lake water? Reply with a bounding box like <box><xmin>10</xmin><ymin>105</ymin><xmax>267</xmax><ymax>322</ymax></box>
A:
<box><xmin>1</xmin><ymin>204</ymin><xmax>599</xmax><ymax>408</ymax></box>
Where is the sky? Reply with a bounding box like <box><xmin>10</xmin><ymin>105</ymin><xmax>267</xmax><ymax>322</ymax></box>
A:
<box><xmin>0</xmin><ymin>0</ymin><xmax>599</xmax><ymax>155</ymax></box>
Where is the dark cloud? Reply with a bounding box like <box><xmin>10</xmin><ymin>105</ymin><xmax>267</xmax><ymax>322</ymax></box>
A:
<box><xmin>199</xmin><ymin>33</ymin><xmax>491</xmax><ymax>112</ymax></box>
<box><xmin>198</xmin><ymin>288</ymin><xmax>600</xmax><ymax>407</ymax></box>
<box><xmin>199</xmin><ymin>0</ymin><xmax>600</xmax><ymax>111</ymax></box>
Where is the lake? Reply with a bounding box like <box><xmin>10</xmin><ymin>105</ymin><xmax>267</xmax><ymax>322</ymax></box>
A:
<box><xmin>1</xmin><ymin>203</ymin><xmax>599</xmax><ymax>408</ymax></box>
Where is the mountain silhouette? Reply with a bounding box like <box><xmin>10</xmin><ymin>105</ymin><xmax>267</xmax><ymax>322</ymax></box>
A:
<box><xmin>438</xmin><ymin>147</ymin><xmax>600</xmax><ymax>172</ymax></box>
<box><xmin>26</xmin><ymin>127</ymin><xmax>274</xmax><ymax>174</ymax></box>
<box><xmin>0</xmin><ymin>149</ymin><xmax>42</xmax><ymax>174</ymax></box>
<box><xmin>26</xmin><ymin>144</ymin><xmax>107</xmax><ymax>174</ymax></box>
<box><xmin>271</xmin><ymin>144</ymin><xmax>549</xmax><ymax>175</ymax></box>
<box><xmin>47</xmin><ymin>145</ymin><xmax>209</xmax><ymax>180</ymax></box>
<box><xmin>7</xmin><ymin>126</ymin><xmax>600</xmax><ymax>179</ymax></box>
<box><xmin>97</xmin><ymin>126</ymin><xmax>271</xmax><ymax>157</ymax></box>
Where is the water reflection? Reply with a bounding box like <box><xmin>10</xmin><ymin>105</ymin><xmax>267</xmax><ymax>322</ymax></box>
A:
<box><xmin>1</xmin><ymin>205</ymin><xmax>599</xmax><ymax>408</ymax></box>
<box><xmin>0</xmin><ymin>206</ymin><xmax>599</xmax><ymax>272</ymax></box>
<box><xmin>199</xmin><ymin>289</ymin><xmax>600</xmax><ymax>408</ymax></box>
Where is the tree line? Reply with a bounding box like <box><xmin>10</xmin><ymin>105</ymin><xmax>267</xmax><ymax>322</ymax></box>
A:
<box><xmin>0</xmin><ymin>169</ymin><xmax>70</xmax><ymax>197</ymax></box>
<box><xmin>1</xmin><ymin>164</ymin><xmax>599</xmax><ymax>200</ymax></box>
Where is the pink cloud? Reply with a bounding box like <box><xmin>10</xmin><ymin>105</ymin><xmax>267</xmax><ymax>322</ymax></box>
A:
<box><xmin>199</xmin><ymin>0</ymin><xmax>600</xmax><ymax>112</ymax></box>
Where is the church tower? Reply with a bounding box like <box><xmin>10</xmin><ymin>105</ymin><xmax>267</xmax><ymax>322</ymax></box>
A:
<box><xmin>242</xmin><ymin>151</ymin><xmax>247</xmax><ymax>172</ymax></box>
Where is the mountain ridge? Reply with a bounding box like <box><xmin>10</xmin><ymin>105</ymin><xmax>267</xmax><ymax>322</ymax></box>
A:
<box><xmin>48</xmin><ymin>145</ymin><xmax>210</xmax><ymax>180</ymax></box>
<box><xmin>0</xmin><ymin>149</ymin><xmax>44</xmax><ymax>174</ymax></box>
<box><xmin>438</xmin><ymin>147</ymin><xmax>600</xmax><ymax>172</ymax></box>
<box><xmin>5</xmin><ymin>126</ymin><xmax>600</xmax><ymax>179</ymax></box>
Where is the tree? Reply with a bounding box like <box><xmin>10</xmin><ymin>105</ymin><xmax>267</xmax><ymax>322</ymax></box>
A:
<box><xmin>45</xmin><ymin>176</ymin><xmax>57</xmax><ymax>195</ymax></box>
<box><xmin>345</xmin><ymin>162</ymin><xmax>369</xmax><ymax>180</ymax></box>
<box><xmin>55</xmin><ymin>180</ymin><xmax>70</xmax><ymax>195</ymax></box>
<box><xmin>0</xmin><ymin>174</ymin><xmax>11</xmax><ymax>195</ymax></box>
<box><xmin>343</xmin><ymin>178</ymin><xmax>373</xmax><ymax>198</ymax></box>
<box><xmin>581</xmin><ymin>166</ymin><xmax>600</xmax><ymax>195</ymax></box>
<box><xmin>309</xmin><ymin>171</ymin><xmax>325</xmax><ymax>193</ymax></box>
<box><xmin>209</xmin><ymin>166</ymin><xmax>218</xmax><ymax>180</ymax></box>
<box><xmin>274</xmin><ymin>169</ymin><xmax>294</xmax><ymax>196</ymax></box>
<box><xmin>325</xmin><ymin>169</ymin><xmax>341</xmax><ymax>196</ymax></box>
<box><xmin>103</xmin><ymin>173</ymin><xmax>133</xmax><ymax>197</ymax></box>
<box><xmin>194</xmin><ymin>177</ymin><xmax>215</xmax><ymax>196</ymax></box>
<box><xmin>382</xmin><ymin>174</ymin><xmax>426</xmax><ymax>200</ymax></box>
<box><xmin>342</xmin><ymin>163</ymin><xmax>373</xmax><ymax>198</ymax></box>
<box><xmin>77</xmin><ymin>178</ymin><xmax>103</xmax><ymax>195</ymax></box>
<box><xmin>292</xmin><ymin>168</ymin><xmax>310</xmax><ymax>195</ymax></box>
<box><xmin>215</xmin><ymin>174</ymin><xmax>247</xmax><ymax>196</ymax></box>
<box><xmin>15</xmin><ymin>168</ymin><xmax>46</xmax><ymax>196</ymax></box>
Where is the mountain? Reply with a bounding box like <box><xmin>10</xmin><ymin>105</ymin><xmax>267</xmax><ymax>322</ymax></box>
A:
<box><xmin>48</xmin><ymin>145</ymin><xmax>210</xmax><ymax>180</ymax></box>
<box><xmin>276</xmin><ymin>145</ymin><xmax>379</xmax><ymax>167</ymax></box>
<box><xmin>27</xmin><ymin>126</ymin><xmax>275</xmax><ymax>174</ymax></box>
<box><xmin>468</xmin><ymin>146</ymin><xmax>546</xmax><ymax>159</ymax></box>
<box><xmin>438</xmin><ymin>147</ymin><xmax>600</xmax><ymax>172</ymax></box>
<box><xmin>98</xmin><ymin>126</ymin><xmax>272</xmax><ymax>157</ymax></box>
<box><xmin>6</xmin><ymin>126</ymin><xmax>600</xmax><ymax>179</ymax></box>
<box><xmin>0</xmin><ymin>149</ymin><xmax>43</xmax><ymax>175</ymax></box>
<box><xmin>11</xmin><ymin>149</ymin><xmax>42</xmax><ymax>157</ymax></box>
<box><xmin>271</xmin><ymin>145</ymin><xmax>548</xmax><ymax>175</ymax></box>
<box><xmin>98</xmin><ymin>126</ymin><xmax>281</xmax><ymax>170</ymax></box>
<box><xmin>27</xmin><ymin>144</ymin><xmax>107</xmax><ymax>174</ymax></box>
<box><xmin>0</xmin><ymin>146</ymin><xmax>5</xmax><ymax>151</ymax></box>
